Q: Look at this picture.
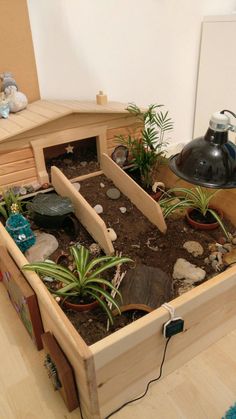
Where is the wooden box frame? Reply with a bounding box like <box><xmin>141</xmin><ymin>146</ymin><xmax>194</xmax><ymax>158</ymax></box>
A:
<box><xmin>0</xmin><ymin>245</ymin><xmax>44</xmax><ymax>350</ymax></box>
<box><xmin>0</xmin><ymin>160</ymin><xmax>236</xmax><ymax>418</ymax></box>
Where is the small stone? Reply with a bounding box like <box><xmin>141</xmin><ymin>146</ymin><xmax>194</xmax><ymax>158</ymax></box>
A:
<box><xmin>80</xmin><ymin>161</ymin><xmax>87</xmax><ymax>167</ymax></box>
<box><xmin>223</xmin><ymin>243</ymin><xmax>233</xmax><ymax>252</ymax></box>
<box><xmin>218</xmin><ymin>247</ymin><xmax>228</xmax><ymax>254</ymax></box>
<box><xmin>25</xmin><ymin>185</ymin><xmax>34</xmax><ymax>194</ymax></box>
<box><xmin>223</xmin><ymin>248</ymin><xmax>236</xmax><ymax>265</ymax></box>
<box><xmin>211</xmin><ymin>259</ymin><xmax>220</xmax><ymax>272</ymax></box>
<box><xmin>55</xmin><ymin>296</ymin><xmax>61</xmax><ymax>303</ymax></box>
<box><xmin>208</xmin><ymin>243</ymin><xmax>218</xmax><ymax>252</ymax></box>
<box><xmin>72</xmin><ymin>182</ymin><xmax>81</xmax><ymax>192</ymax></box>
<box><xmin>119</xmin><ymin>207</ymin><xmax>127</xmax><ymax>214</ymax></box>
<box><xmin>218</xmin><ymin>237</ymin><xmax>227</xmax><ymax>245</ymax></box>
<box><xmin>19</xmin><ymin>187</ymin><xmax>27</xmax><ymax>196</ymax></box>
<box><xmin>183</xmin><ymin>241</ymin><xmax>204</xmax><ymax>257</ymax></box>
<box><xmin>41</xmin><ymin>183</ymin><xmax>49</xmax><ymax>190</ymax></box>
<box><xmin>100</xmin><ymin>182</ymin><xmax>105</xmax><ymax>188</ymax></box>
<box><xmin>178</xmin><ymin>283</ymin><xmax>195</xmax><ymax>296</ymax></box>
<box><xmin>88</xmin><ymin>318</ymin><xmax>93</xmax><ymax>323</ymax></box>
<box><xmin>93</xmin><ymin>204</ymin><xmax>103</xmax><ymax>214</ymax></box>
<box><xmin>204</xmin><ymin>257</ymin><xmax>210</xmax><ymax>265</ymax></box>
<box><xmin>63</xmin><ymin>158</ymin><xmax>72</xmax><ymax>164</ymax></box>
<box><xmin>31</xmin><ymin>181</ymin><xmax>41</xmax><ymax>191</ymax></box>
<box><xmin>172</xmin><ymin>258</ymin><xmax>206</xmax><ymax>283</ymax></box>
<box><xmin>11</xmin><ymin>186</ymin><xmax>21</xmax><ymax>195</ymax></box>
<box><xmin>107</xmin><ymin>227</ymin><xmax>117</xmax><ymax>241</ymax></box>
<box><xmin>232</xmin><ymin>237</ymin><xmax>236</xmax><ymax>245</ymax></box>
<box><xmin>89</xmin><ymin>243</ymin><xmax>101</xmax><ymax>256</ymax></box>
<box><xmin>209</xmin><ymin>253</ymin><xmax>217</xmax><ymax>261</ymax></box>
<box><xmin>106</xmin><ymin>188</ymin><xmax>121</xmax><ymax>200</ymax></box>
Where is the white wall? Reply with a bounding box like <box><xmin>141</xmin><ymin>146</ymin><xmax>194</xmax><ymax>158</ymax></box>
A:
<box><xmin>27</xmin><ymin>0</ymin><xmax>236</xmax><ymax>145</ymax></box>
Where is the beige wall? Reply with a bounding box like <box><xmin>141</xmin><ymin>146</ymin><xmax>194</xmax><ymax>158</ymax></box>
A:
<box><xmin>1</xmin><ymin>0</ymin><xmax>40</xmax><ymax>102</ymax></box>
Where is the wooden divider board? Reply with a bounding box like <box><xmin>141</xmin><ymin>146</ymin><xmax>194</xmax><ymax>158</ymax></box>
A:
<box><xmin>51</xmin><ymin>166</ymin><xmax>114</xmax><ymax>255</ymax></box>
<box><xmin>101</xmin><ymin>153</ymin><xmax>167</xmax><ymax>234</ymax></box>
<box><xmin>1</xmin><ymin>0</ymin><xmax>40</xmax><ymax>102</ymax></box>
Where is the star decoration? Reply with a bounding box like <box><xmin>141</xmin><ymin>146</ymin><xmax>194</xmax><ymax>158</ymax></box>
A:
<box><xmin>65</xmin><ymin>144</ymin><xmax>74</xmax><ymax>154</ymax></box>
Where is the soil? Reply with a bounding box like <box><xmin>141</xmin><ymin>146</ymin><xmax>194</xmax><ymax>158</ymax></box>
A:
<box><xmin>28</xmin><ymin>173</ymin><xmax>234</xmax><ymax>346</ymax></box>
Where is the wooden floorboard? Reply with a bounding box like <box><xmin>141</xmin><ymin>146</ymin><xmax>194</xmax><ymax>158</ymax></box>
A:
<box><xmin>0</xmin><ymin>281</ymin><xmax>236</xmax><ymax>419</ymax></box>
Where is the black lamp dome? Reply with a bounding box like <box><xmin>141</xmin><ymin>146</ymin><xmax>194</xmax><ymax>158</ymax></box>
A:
<box><xmin>169</xmin><ymin>111</ymin><xmax>236</xmax><ymax>189</ymax></box>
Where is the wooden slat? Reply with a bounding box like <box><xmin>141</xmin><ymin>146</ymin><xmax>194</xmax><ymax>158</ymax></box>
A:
<box><xmin>0</xmin><ymin>118</ymin><xmax>23</xmax><ymax>134</ymax></box>
<box><xmin>18</xmin><ymin>109</ymin><xmax>49</xmax><ymax>124</ymax></box>
<box><xmin>8</xmin><ymin>114</ymin><xmax>36</xmax><ymax>130</ymax></box>
<box><xmin>101</xmin><ymin>153</ymin><xmax>167</xmax><ymax>234</ymax></box>
<box><xmin>51</xmin><ymin>166</ymin><xmax>114</xmax><ymax>255</ymax></box>
<box><xmin>0</xmin><ymin>158</ymin><xmax>35</xmax><ymax>175</ymax></box>
<box><xmin>0</xmin><ymin>167</ymin><xmax>37</xmax><ymax>186</ymax></box>
<box><xmin>106</xmin><ymin>124</ymin><xmax>141</xmax><ymax>140</ymax></box>
<box><xmin>27</xmin><ymin>103</ymin><xmax>63</xmax><ymax>119</ymax></box>
<box><xmin>0</xmin><ymin>148</ymin><xmax>33</xmax><ymax>165</ymax></box>
<box><xmin>92</xmin><ymin>265</ymin><xmax>236</xmax><ymax>417</ymax></box>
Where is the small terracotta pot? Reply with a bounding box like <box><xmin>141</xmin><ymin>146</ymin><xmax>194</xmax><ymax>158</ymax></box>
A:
<box><xmin>185</xmin><ymin>207</ymin><xmax>223</xmax><ymax>231</ymax></box>
<box><xmin>63</xmin><ymin>298</ymin><xmax>99</xmax><ymax>312</ymax></box>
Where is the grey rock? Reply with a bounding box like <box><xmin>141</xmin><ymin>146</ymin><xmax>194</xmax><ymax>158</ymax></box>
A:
<box><xmin>106</xmin><ymin>188</ymin><xmax>121</xmax><ymax>200</ymax></box>
<box><xmin>93</xmin><ymin>204</ymin><xmax>103</xmax><ymax>214</ymax></box>
<box><xmin>19</xmin><ymin>187</ymin><xmax>27</xmax><ymax>196</ymax></box>
<box><xmin>173</xmin><ymin>258</ymin><xmax>206</xmax><ymax>283</ymax></box>
<box><xmin>183</xmin><ymin>241</ymin><xmax>204</xmax><ymax>257</ymax></box>
<box><xmin>178</xmin><ymin>283</ymin><xmax>194</xmax><ymax>296</ymax></box>
<box><xmin>80</xmin><ymin>161</ymin><xmax>87</xmax><ymax>167</ymax></box>
<box><xmin>119</xmin><ymin>207</ymin><xmax>127</xmax><ymax>214</ymax></box>
<box><xmin>223</xmin><ymin>243</ymin><xmax>233</xmax><ymax>252</ymax></box>
<box><xmin>25</xmin><ymin>232</ymin><xmax>58</xmax><ymax>262</ymax></box>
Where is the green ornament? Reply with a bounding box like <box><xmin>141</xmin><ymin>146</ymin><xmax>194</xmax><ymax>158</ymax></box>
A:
<box><xmin>6</xmin><ymin>213</ymin><xmax>36</xmax><ymax>252</ymax></box>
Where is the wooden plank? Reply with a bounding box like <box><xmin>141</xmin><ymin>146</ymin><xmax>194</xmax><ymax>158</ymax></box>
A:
<box><xmin>27</xmin><ymin>103</ymin><xmax>63</xmax><ymax>120</ymax></box>
<box><xmin>101</xmin><ymin>153</ymin><xmax>167</xmax><ymax>234</ymax></box>
<box><xmin>92</xmin><ymin>265</ymin><xmax>236</xmax><ymax>416</ymax></box>
<box><xmin>0</xmin><ymin>158</ymin><xmax>35</xmax><ymax>176</ymax></box>
<box><xmin>51</xmin><ymin>166</ymin><xmax>114</xmax><ymax>255</ymax></box>
<box><xmin>0</xmin><ymin>167</ymin><xmax>37</xmax><ymax>187</ymax></box>
<box><xmin>0</xmin><ymin>246</ymin><xmax>44</xmax><ymax>350</ymax></box>
<box><xmin>0</xmin><ymin>148</ymin><xmax>33</xmax><ymax>165</ymax></box>
<box><xmin>8</xmin><ymin>114</ymin><xmax>35</xmax><ymax>130</ymax></box>
<box><xmin>0</xmin><ymin>223</ymin><xmax>101</xmax><ymax>419</ymax></box>
<box><xmin>1</xmin><ymin>177</ymin><xmax>38</xmax><ymax>190</ymax></box>
<box><xmin>2</xmin><ymin>114</ymin><xmax>138</xmax><ymax>144</ymax></box>
<box><xmin>106</xmin><ymin>124</ymin><xmax>141</xmax><ymax>140</ymax></box>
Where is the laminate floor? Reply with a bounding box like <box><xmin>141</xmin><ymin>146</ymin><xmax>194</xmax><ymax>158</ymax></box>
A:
<box><xmin>1</xmin><ymin>282</ymin><xmax>235</xmax><ymax>419</ymax></box>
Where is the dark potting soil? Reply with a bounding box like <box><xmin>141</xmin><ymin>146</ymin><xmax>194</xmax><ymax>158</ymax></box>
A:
<box><xmin>31</xmin><ymin>174</ymin><xmax>234</xmax><ymax>346</ymax></box>
<box><xmin>45</xmin><ymin>140</ymin><xmax>99</xmax><ymax>180</ymax></box>
<box><xmin>190</xmin><ymin>209</ymin><xmax>218</xmax><ymax>224</ymax></box>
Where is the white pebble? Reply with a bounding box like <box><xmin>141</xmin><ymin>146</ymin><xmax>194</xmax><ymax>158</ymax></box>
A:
<box><xmin>119</xmin><ymin>207</ymin><xmax>127</xmax><ymax>214</ymax></box>
<box><xmin>100</xmin><ymin>182</ymin><xmax>105</xmax><ymax>188</ymax></box>
<box><xmin>72</xmin><ymin>182</ymin><xmax>81</xmax><ymax>191</ymax></box>
<box><xmin>94</xmin><ymin>204</ymin><xmax>103</xmax><ymax>214</ymax></box>
<box><xmin>107</xmin><ymin>228</ymin><xmax>117</xmax><ymax>241</ymax></box>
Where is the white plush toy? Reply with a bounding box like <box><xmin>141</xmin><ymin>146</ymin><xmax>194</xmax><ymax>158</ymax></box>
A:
<box><xmin>0</xmin><ymin>72</ymin><xmax>28</xmax><ymax>113</ymax></box>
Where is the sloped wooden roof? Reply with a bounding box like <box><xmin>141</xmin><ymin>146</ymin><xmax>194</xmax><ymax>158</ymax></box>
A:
<box><xmin>0</xmin><ymin>100</ymin><xmax>129</xmax><ymax>143</ymax></box>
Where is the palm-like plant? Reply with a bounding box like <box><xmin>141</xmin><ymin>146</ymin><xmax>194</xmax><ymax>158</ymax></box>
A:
<box><xmin>116</xmin><ymin>103</ymin><xmax>173</xmax><ymax>189</ymax></box>
<box><xmin>159</xmin><ymin>186</ymin><xmax>229</xmax><ymax>238</ymax></box>
<box><xmin>22</xmin><ymin>245</ymin><xmax>132</xmax><ymax>323</ymax></box>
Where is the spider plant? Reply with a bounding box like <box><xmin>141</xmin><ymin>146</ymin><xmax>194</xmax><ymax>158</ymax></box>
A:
<box><xmin>159</xmin><ymin>186</ymin><xmax>229</xmax><ymax>238</ymax></box>
<box><xmin>22</xmin><ymin>245</ymin><xmax>132</xmax><ymax>324</ymax></box>
<box><xmin>116</xmin><ymin>103</ymin><xmax>173</xmax><ymax>189</ymax></box>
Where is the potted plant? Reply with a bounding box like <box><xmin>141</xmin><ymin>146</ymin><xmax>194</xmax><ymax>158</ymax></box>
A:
<box><xmin>115</xmin><ymin>103</ymin><xmax>173</xmax><ymax>198</ymax></box>
<box><xmin>22</xmin><ymin>244</ymin><xmax>132</xmax><ymax>323</ymax></box>
<box><xmin>159</xmin><ymin>186</ymin><xmax>229</xmax><ymax>238</ymax></box>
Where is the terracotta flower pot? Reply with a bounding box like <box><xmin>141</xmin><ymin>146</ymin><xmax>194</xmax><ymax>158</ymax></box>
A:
<box><xmin>63</xmin><ymin>298</ymin><xmax>99</xmax><ymax>312</ymax></box>
<box><xmin>185</xmin><ymin>207</ymin><xmax>223</xmax><ymax>231</ymax></box>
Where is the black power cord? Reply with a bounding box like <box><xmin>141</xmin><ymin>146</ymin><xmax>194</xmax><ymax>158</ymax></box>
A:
<box><xmin>105</xmin><ymin>336</ymin><xmax>172</xmax><ymax>418</ymax></box>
